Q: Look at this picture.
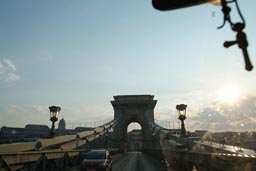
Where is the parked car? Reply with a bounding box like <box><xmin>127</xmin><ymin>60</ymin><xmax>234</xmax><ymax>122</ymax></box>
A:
<box><xmin>80</xmin><ymin>149</ymin><xmax>113</xmax><ymax>171</ymax></box>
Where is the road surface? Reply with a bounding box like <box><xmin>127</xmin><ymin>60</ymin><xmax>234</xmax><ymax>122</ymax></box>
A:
<box><xmin>69</xmin><ymin>151</ymin><xmax>173</xmax><ymax>171</ymax></box>
<box><xmin>112</xmin><ymin>152</ymin><xmax>172</xmax><ymax>171</ymax></box>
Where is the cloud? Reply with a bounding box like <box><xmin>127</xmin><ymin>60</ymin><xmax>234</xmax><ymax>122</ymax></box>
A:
<box><xmin>34</xmin><ymin>105</ymin><xmax>45</xmax><ymax>113</ymax></box>
<box><xmin>64</xmin><ymin>105</ymin><xmax>113</xmax><ymax>122</ymax></box>
<box><xmin>0</xmin><ymin>104</ymin><xmax>115</xmax><ymax>128</ymax></box>
<box><xmin>187</xmin><ymin>93</ymin><xmax>256</xmax><ymax>132</ymax></box>
<box><xmin>0</xmin><ymin>62</ymin><xmax>4</xmax><ymax>75</ymax></box>
<box><xmin>0</xmin><ymin>58</ymin><xmax>20</xmax><ymax>82</ymax></box>
<box><xmin>1</xmin><ymin>93</ymin><xmax>256</xmax><ymax>131</ymax></box>
<box><xmin>7</xmin><ymin>73</ymin><xmax>20</xmax><ymax>81</ymax></box>
<box><xmin>1</xmin><ymin>105</ymin><xmax>50</xmax><ymax>127</ymax></box>
<box><xmin>3</xmin><ymin>58</ymin><xmax>16</xmax><ymax>71</ymax></box>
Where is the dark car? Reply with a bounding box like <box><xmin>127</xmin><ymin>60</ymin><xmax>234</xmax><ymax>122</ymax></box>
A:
<box><xmin>80</xmin><ymin>149</ymin><xmax>113</xmax><ymax>171</ymax></box>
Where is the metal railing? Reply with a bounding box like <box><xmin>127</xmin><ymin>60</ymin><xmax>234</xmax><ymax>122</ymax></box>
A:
<box><xmin>146</xmin><ymin>121</ymin><xmax>256</xmax><ymax>170</ymax></box>
<box><xmin>0</xmin><ymin>118</ymin><xmax>120</xmax><ymax>170</ymax></box>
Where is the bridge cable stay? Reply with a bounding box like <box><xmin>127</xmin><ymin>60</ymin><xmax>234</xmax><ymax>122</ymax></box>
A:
<box><xmin>61</xmin><ymin>117</ymin><xmax>119</xmax><ymax>150</ymax></box>
<box><xmin>155</xmin><ymin>119</ymin><xmax>180</xmax><ymax>130</ymax></box>
<box><xmin>66</xmin><ymin>117</ymin><xmax>114</xmax><ymax>129</ymax></box>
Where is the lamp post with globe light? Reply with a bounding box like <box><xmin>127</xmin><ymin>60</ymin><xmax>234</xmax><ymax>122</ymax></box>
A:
<box><xmin>49</xmin><ymin>106</ymin><xmax>61</xmax><ymax>137</ymax></box>
<box><xmin>176</xmin><ymin>104</ymin><xmax>187</xmax><ymax>138</ymax></box>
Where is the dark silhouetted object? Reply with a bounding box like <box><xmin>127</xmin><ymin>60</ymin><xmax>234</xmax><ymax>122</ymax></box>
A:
<box><xmin>152</xmin><ymin>0</ymin><xmax>213</xmax><ymax>11</ymax></box>
<box><xmin>35</xmin><ymin>141</ymin><xmax>43</xmax><ymax>151</ymax></box>
<box><xmin>176</xmin><ymin>104</ymin><xmax>187</xmax><ymax>137</ymax></box>
<box><xmin>49</xmin><ymin>106</ymin><xmax>61</xmax><ymax>137</ymax></box>
<box><xmin>224</xmin><ymin>23</ymin><xmax>253</xmax><ymax>71</ymax></box>
<box><xmin>218</xmin><ymin>0</ymin><xmax>233</xmax><ymax>29</ymax></box>
<box><xmin>218</xmin><ymin>0</ymin><xmax>253</xmax><ymax>71</ymax></box>
<box><xmin>152</xmin><ymin>0</ymin><xmax>254</xmax><ymax>72</ymax></box>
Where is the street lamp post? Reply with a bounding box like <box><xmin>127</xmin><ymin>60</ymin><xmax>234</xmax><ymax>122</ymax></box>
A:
<box><xmin>49</xmin><ymin>106</ymin><xmax>61</xmax><ymax>137</ymax></box>
<box><xmin>176</xmin><ymin>104</ymin><xmax>187</xmax><ymax>138</ymax></box>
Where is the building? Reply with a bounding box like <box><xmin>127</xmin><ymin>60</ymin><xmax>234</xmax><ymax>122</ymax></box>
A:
<box><xmin>0</xmin><ymin>118</ymin><xmax>94</xmax><ymax>144</ymax></box>
<box><xmin>0</xmin><ymin>124</ymin><xmax>49</xmax><ymax>143</ymax></box>
<box><xmin>58</xmin><ymin>118</ymin><xmax>66</xmax><ymax>130</ymax></box>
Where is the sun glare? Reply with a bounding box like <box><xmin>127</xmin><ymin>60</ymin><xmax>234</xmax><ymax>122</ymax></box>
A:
<box><xmin>220</xmin><ymin>88</ymin><xmax>240</xmax><ymax>104</ymax></box>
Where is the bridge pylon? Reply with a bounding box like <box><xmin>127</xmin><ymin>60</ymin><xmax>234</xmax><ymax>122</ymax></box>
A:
<box><xmin>110</xmin><ymin>95</ymin><xmax>157</xmax><ymax>152</ymax></box>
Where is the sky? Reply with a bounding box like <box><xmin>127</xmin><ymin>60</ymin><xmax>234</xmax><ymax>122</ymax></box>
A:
<box><xmin>0</xmin><ymin>0</ymin><xmax>256</xmax><ymax>132</ymax></box>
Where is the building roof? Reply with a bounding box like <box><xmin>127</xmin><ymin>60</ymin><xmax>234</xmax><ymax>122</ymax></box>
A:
<box><xmin>25</xmin><ymin>124</ymin><xmax>49</xmax><ymax>130</ymax></box>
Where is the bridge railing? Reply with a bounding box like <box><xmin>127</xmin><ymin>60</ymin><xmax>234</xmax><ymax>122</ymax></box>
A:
<box><xmin>0</xmin><ymin>147</ymin><xmax>121</xmax><ymax>171</ymax></box>
<box><xmin>160</xmin><ymin>149</ymin><xmax>256</xmax><ymax>171</ymax></box>
<box><xmin>0</xmin><ymin>118</ymin><xmax>121</xmax><ymax>170</ymax></box>
<box><xmin>147</xmin><ymin>121</ymin><xmax>256</xmax><ymax>170</ymax></box>
<box><xmin>0</xmin><ymin>118</ymin><xmax>118</xmax><ymax>153</ymax></box>
<box><xmin>0</xmin><ymin>150</ymin><xmax>81</xmax><ymax>171</ymax></box>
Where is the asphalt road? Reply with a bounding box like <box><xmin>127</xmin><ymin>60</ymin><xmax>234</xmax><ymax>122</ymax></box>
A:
<box><xmin>68</xmin><ymin>151</ymin><xmax>173</xmax><ymax>171</ymax></box>
<box><xmin>112</xmin><ymin>152</ymin><xmax>172</xmax><ymax>171</ymax></box>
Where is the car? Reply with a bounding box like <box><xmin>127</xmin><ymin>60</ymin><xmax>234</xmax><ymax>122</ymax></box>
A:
<box><xmin>80</xmin><ymin>149</ymin><xmax>113</xmax><ymax>171</ymax></box>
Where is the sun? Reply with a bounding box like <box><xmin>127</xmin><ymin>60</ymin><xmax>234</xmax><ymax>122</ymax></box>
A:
<box><xmin>219</xmin><ymin>87</ymin><xmax>241</xmax><ymax>104</ymax></box>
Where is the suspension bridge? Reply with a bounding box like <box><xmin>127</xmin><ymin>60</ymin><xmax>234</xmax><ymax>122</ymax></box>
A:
<box><xmin>0</xmin><ymin>95</ymin><xmax>255</xmax><ymax>171</ymax></box>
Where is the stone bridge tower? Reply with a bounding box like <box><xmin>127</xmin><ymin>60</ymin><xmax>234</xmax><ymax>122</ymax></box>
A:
<box><xmin>110</xmin><ymin>95</ymin><xmax>157</xmax><ymax>151</ymax></box>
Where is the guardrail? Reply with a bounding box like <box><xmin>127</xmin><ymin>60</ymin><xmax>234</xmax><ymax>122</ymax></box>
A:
<box><xmin>0</xmin><ymin>119</ymin><xmax>117</xmax><ymax>153</ymax></box>
<box><xmin>0</xmin><ymin>119</ymin><xmax>119</xmax><ymax>170</ymax></box>
<box><xmin>147</xmin><ymin>122</ymin><xmax>256</xmax><ymax>170</ymax></box>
